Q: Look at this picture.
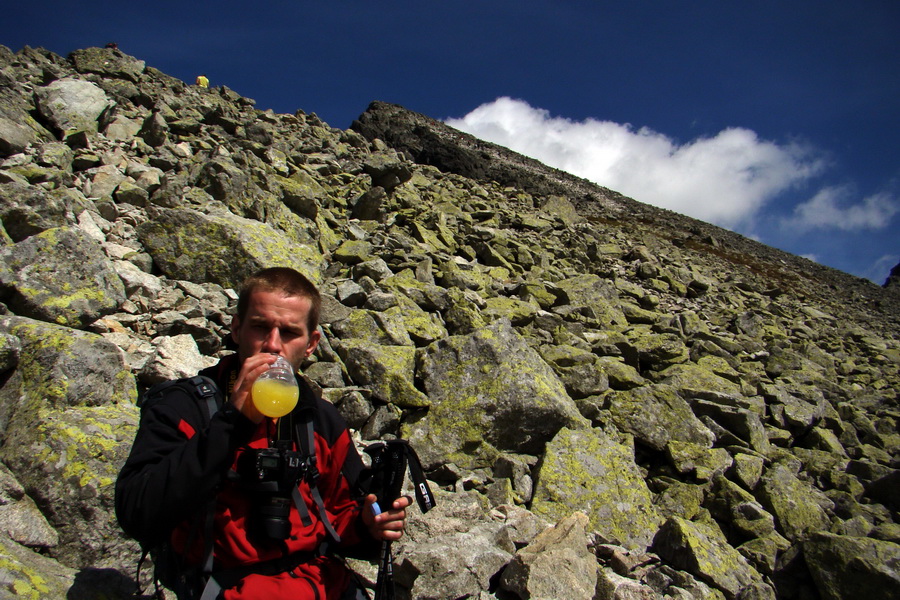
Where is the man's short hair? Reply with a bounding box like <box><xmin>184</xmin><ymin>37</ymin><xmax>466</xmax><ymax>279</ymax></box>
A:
<box><xmin>236</xmin><ymin>268</ymin><xmax>321</xmax><ymax>331</ymax></box>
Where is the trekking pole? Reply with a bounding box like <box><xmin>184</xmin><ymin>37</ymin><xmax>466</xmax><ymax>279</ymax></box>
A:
<box><xmin>365</xmin><ymin>441</ymin><xmax>436</xmax><ymax>600</ymax></box>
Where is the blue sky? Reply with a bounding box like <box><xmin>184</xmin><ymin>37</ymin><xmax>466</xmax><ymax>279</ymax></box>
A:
<box><xmin>5</xmin><ymin>1</ymin><xmax>898</xmax><ymax>284</ymax></box>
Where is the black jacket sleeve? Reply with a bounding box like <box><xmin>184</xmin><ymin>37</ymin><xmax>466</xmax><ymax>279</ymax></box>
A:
<box><xmin>114</xmin><ymin>388</ymin><xmax>257</xmax><ymax>544</ymax></box>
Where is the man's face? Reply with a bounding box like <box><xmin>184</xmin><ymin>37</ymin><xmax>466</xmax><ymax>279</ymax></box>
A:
<box><xmin>230</xmin><ymin>289</ymin><xmax>320</xmax><ymax>370</ymax></box>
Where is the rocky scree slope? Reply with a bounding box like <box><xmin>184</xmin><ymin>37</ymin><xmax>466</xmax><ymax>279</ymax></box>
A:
<box><xmin>0</xmin><ymin>45</ymin><xmax>897</xmax><ymax>600</ymax></box>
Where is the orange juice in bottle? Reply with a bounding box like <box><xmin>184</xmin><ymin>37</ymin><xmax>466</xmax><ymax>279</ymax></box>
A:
<box><xmin>251</xmin><ymin>355</ymin><xmax>299</xmax><ymax>418</ymax></box>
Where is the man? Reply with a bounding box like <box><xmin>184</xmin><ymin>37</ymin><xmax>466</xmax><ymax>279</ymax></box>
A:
<box><xmin>196</xmin><ymin>74</ymin><xmax>209</xmax><ymax>88</ymax></box>
<box><xmin>116</xmin><ymin>267</ymin><xmax>410</xmax><ymax>599</ymax></box>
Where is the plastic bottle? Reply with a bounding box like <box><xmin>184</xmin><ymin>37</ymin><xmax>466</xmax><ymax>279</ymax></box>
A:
<box><xmin>251</xmin><ymin>355</ymin><xmax>299</xmax><ymax>418</ymax></box>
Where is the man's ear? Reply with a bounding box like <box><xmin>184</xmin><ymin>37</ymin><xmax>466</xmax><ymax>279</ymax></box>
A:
<box><xmin>306</xmin><ymin>328</ymin><xmax>321</xmax><ymax>357</ymax></box>
<box><xmin>230</xmin><ymin>315</ymin><xmax>241</xmax><ymax>345</ymax></box>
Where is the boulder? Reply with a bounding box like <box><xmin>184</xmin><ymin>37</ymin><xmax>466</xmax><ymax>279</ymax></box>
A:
<box><xmin>532</xmin><ymin>427</ymin><xmax>663</xmax><ymax>551</ymax></box>
<box><xmin>653</xmin><ymin>516</ymin><xmax>772</xmax><ymax>600</ymax></box>
<box><xmin>803</xmin><ymin>532</ymin><xmax>900</xmax><ymax>600</ymax></box>
<box><xmin>33</xmin><ymin>78</ymin><xmax>110</xmax><ymax>136</ymax></box>
<box><xmin>756</xmin><ymin>463</ymin><xmax>833</xmax><ymax>542</ymax></box>
<box><xmin>500</xmin><ymin>512</ymin><xmax>598</xmax><ymax>600</ymax></box>
<box><xmin>0</xmin><ymin>226</ymin><xmax>126</xmax><ymax>329</ymax></box>
<box><xmin>606</xmin><ymin>384</ymin><xmax>715</xmax><ymax>451</ymax></box>
<box><xmin>68</xmin><ymin>47</ymin><xmax>146</xmax><ymax>82</ymax></box>
<box><xmin>136</xmin><ymin>207</ymin><xmax>326</xmax><ymax>288</ymax></box>
<box><xmin>408</xmin><ymin>319</ymin><xmax>587</xmax><ymax>469</ymax></box>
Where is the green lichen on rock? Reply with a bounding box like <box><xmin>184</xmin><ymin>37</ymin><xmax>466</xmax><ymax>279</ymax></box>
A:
<box><xmin>30</xmin><ymin>404</ymin><xmax>131</xmax><ymax>490</ymax></box>
<box><xmin>606</xmin><ymin>384</ymin><xmax>713</xmax><ymax>451</ymax></box>
<box><xmin>653</xmin><ymin>516</ymin><xmax>768</xmax><ymax>599</ymax></box>
<box><xmin>408</xmin><ymin>320</ymin><xmax>587</xmax><ymax>469</ymax></box>
<box><xmin>0</xmin><ymin>400</ymin><xmax>138</xmax><ymax>570</ymax></box>
<box><xmin>532</xmin><ymin>427</ymin><xmax>662</xmax><ymax>550</ymax></box>
<box><xmin>136</xmin><ymin>207</ymin><xmax>325</xmax><ymax>288</ymax></box>
<box><xmin>0</xmin><ymin>226</ymin><xmax>125</xmax><ymax>328</ymax></box>
<box><xmin>0</xmin><ymin>537</ymin><xmax>75</xmax><ymax>598</ymax></box>
<box><xmin>337</xmin><ymin>339</ymin><xmax>428</xmax><ymax>408</ymax></box>
<box><xmin>482</xmin><ymin>296</ymin><xmax>540</xmax><ymax>325</ymax></box>
<box><xmin>0</xmin><ymin>549</ymin><xmax>52</xmax><ymax>599</ymax></box>
<box><xmin>803</xmin><ymin>532</ymin><xmax>900</xmax><ymax>600</ymax></box>
<box><xmin>382</xmin><ymin>302</ymin><xmax>447</xmax><ymax>346</ymax></box>
<box><xmin>0</xmin><ymin>315</ymin><xmax>137</xmax><ymax>414</ymax></box>
<box><xmin>756</xmin><ymin>463</ymin><xmax>833</xmax><ymax>542</ymax></box>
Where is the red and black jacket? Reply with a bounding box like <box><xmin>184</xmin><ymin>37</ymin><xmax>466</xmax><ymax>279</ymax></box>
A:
<box><xmin>115</xmin><ymin>355</ymin><xmax>375</xmax><ymax>598</ymax></box>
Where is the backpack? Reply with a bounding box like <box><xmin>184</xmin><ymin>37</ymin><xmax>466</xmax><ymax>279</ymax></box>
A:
<box><xmin>134</xmin><ymin>375</ymin><xmax>222</xmax><ymax>599</ymax></box>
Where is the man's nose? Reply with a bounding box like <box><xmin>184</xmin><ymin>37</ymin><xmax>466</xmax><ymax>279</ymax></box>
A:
<box><xmin>262</xmin><ymin>328</ymin><xmax>282</xmax><ymax>351</ymax></box>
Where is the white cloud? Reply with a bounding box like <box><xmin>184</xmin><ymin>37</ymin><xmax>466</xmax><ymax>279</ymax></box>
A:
<box><xmin>786</xmin><ymin>186</ymin><xmax>900</xmax><ymax>232</ymax></box>
<box><xmin>865</xmin><ymin>254</ymin><xmax>900</xmax><ymax>285</ymax></box>
<box><xmin>445</xmin><ymin>97</ymin><xmax>824</xmax><ymax>229</ymax></box>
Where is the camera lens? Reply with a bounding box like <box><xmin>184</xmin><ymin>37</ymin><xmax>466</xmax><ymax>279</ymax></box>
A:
<box><xmin>257</xmin><ymin>495</ymin><xmax>292</xmax><ymax>540</ymax></box>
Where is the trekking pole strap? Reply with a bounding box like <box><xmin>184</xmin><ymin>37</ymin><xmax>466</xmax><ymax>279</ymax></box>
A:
<box><xmin>404</xmin><ymin>446</ymin><xmax>435</xmax><ymax>513</ymax></box>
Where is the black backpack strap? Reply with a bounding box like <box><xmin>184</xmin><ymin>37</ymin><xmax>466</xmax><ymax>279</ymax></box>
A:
<box><xmin>188</xmin><ymin>375</ymin><xmax>222</xmax><ymax>420</ymax></box>
<box><xmin>139</xmin><ymin>375</ymin><xmax>222</xmax><ymax>419</ymax></box>
<box><xmin>276</xmin><ymin>382</ymin><xmax>342</xmax><ymax>546</ymax></box>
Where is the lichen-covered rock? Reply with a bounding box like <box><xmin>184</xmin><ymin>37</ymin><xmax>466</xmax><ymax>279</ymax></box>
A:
<box><xmin>666</xmin><ymin>441</ymin><xmax>733</xmax><ymax>481</ymax></box>
<box><xmin>707</xmin><ymin>474</ymin><xmax>776</xmax><ymax>540</ymax></box>
<box><xmin>337</xmin><ymin>340</ymin><xmax>428</xmax><ymax>408</ymax></box>
<box><xmin>606</xmin><ymin>384</ymin><xmax>714</xmax><ymax>451</ymax></box>
<box><xmin>0</xmin><ymin>463</ymin><xmax>58</xmax><ymax>548</ymax></box>
<box><xmin>68</xmin><ymin>47</ymin><xmax>146</xmax><ymax>82</ymax></box>
<box><xmin>33</xmin><ymin>78</ymin><xmax>110</xmax><ymax>136</ymax></box>
<box><xmin>0</xmin><ymin>316</ymin><xmax>137</xmax><ymax>569</ymax></box>
<box><xmin>380</xmin><ymin>299</ymin><xmax>448</xmax><ymax>346</ymax></box>
<box><xmin>0</xmin><ymin>182</ymin><xmax>92</xmax><ymax>243</ymax></box>
<box><xmin>136</xmin><ymin>207</ymin><xmax>326</xmax><ymax>288</ymax></box>
<box><xmin>756</xmin><ymin>463</ymin><xmax>833</xmax><ymax>542</ymax></box>
<box><xmin>658</xmin><ymin>363</ymin><xmax>744</xmax><ymax>399</ymax></box>
<box><xmin>0</xmin><ymin>226</ymin><xmax>126</xmax><ymax>329</ymax></box>
<box><xmin>540</xmin><ymin>343</ymin><xmax>610</xmax><ymax>399</ymax></box>
<box><xmin>689</xmin><ymin>399</ymin><xmax>771</xmax><ymax>455</ymax></box>
<box><xmin>0</xmin><ymin>116</ymin><xmax>36</xmax><ymax>156</ymax></box>
<box><xmin>0</xmin><ymin>333</ymin><xmax>20</xmax><ymax>375</ymax></box>
<box><xmin>408</xmin><ymin>319</ymin><xmax>587</xmax><ymax>469</ymax></box>
<box><xmin>803</xmin><ymin>532</ymin><xmax>900</xmax><ymax>600</ymax></box>
<box><xmin>0</xmin><ymin>535</ymin><xmax>76</xmax><ymax>600</ymax></box>
<box><xmin>653</xmin><ymin>516</ymin><xmax>772</xmax><ymax>600</ymax></box>
<box><xmin>532</xmin><ymin>427</ymin><xmax>662</xmax><ymax>550</ymax></box>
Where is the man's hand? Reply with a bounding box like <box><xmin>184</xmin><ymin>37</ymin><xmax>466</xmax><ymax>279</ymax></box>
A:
<box><xmin>362</xmin><ymin>494</ymin><xmax>410</xmax><ymax>542</ymax></box>
<box><xmin>230</xmin><ymin>353</ymin><xmax>278</xmax><ymax>424</ymax></box>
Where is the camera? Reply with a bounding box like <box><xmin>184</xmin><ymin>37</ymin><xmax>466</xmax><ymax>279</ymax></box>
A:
<box><xmin>237</xmin><ymin>446</ymin><xmax>306</xmax><ymax>540</ymax></box>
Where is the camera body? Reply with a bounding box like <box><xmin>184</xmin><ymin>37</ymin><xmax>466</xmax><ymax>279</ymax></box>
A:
<box><xmin>237</xmin><ymin>446</ymin><xmax>308</xmax><ymax>540</ymax></box>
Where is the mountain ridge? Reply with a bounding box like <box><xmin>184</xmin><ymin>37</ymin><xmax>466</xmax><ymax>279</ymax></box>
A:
<box><xmin>352</xmin><ymin>101</ymin><xmax>900</xmax><ymax>328</ymax></box>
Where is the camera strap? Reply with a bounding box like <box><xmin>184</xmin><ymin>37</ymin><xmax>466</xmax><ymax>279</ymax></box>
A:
<box><xmin>271</xmin><ymin>387</ymin><xmax>342</xmax><ymax>545</ymax></box>
<box><xmin>293</xmin><ymin>419</ymin><xmax>341</xmax><ymax>544</ymax></box>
